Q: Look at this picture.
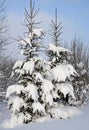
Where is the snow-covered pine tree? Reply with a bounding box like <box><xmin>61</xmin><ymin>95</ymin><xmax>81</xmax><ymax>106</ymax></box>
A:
<box><xmin>6</xmin><ymin>0</ymin><xmax>54</xmax><ymax>127</ymax></box>
<box><xmin>47</xmin><ymin>9</ymin><xmax>78</xmax><ymax>106</ymax></box>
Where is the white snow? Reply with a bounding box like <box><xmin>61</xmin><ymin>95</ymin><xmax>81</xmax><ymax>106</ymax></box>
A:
<box><xmin>41</xmin><ymin>79</ymin><xmax>53</xmax><ymax>94</ymax></box>
<box><xmin>11</xmin><ymin>60</ymin><xmax>24</xmax><ymax>76</ymax></box>
<box><xmin>19</xmin><ymin>38</ymin><xmax>31</xmax><ymax>46</ymax></box>
<box><xmin>49</xmin><ymin>106</ymin><xmax>80</xmax><ymax>119</ymax></box>
<box><xmin>48</xmin><ymin>43</ymin><xmax>71</xmax><ymax>54</ymax></box>
<box><xmin>23</xmin><ymin>60</ymin><xmax>34</xmax><ymax>75</ymax></box>
<box><xmin>52</xmin><ymin>64</ymin><xmax>78</xmax><ymax>82</ymax></box>
<box><xmin>67</xmin><ymin>64</ymin><xmax>78</xmax><ymax>76</ymax></box>
<box><xmin>29</xmin><ymin>29</ymin><xmax>44</xmax><ymax>38</ymax></box>
<box><xmin>20</xmin><ymin>49</ymin><xmax>24</xmax><ymax>55</ymax></box>
<box><xmin>1</xmin><ymin>112</ymin><xmax>31</xmax><ymax>128</ymax></box>
<box><xmin>56</xmin><ymin>83</ymin><xmax>75</xmax><ymax>98</ymax></box>
<box><xmin>81</xmin><ymin>69</ymin><xmax>86</xmax><ymax>75</ymax></box>
<box><xmin>48</xmin><ymin>44</ymin><xmax>58</xmax><ymax>54</ymax></box>
<box><xmin>77</xmin><ymin>62</ymin><xmax>84</xmax><ymax>68</ymax></box>
<box><xmin>6</xmin><ymin>85</ymin><xmax>24</xmax><ymax>98</ymax></box>
<box><xmin>13</xmin><ymin>60</ymin><xmax>24</xmax><ymax>70</ymax></box>
<box><xmin>10</xmin><ymin>96</ymin><xmax>25</xmax><ymax>113</ymax></box>
<box><xmin>0</xmin><ymin>102</ymin><xmax>83</xmax><ymax>129</ymax></box>
<box><xmin>33</xmin><ymin>29</ymin><xmax>44</xmax><ymax>37</ymax></box>
<box><xmin>34</xmin><ymin>57</ymin><xmax>46</xmax><ymax>70</ymax></box>
<box><xmin>20</xmin><ymin>69</ymin><xmax>25</xmax><ymax>75</ymax></box>
<box><xmin>32</xmin><ymin>102</ymin><xmax>46</xmax><ymax>115</ymax></box>
<box><xmin>41</xmin><ymin>79</ymin><xmax>54</xmax><ymax>105</ymax></box>
<box><xmin>33</xmin><ymin>72</ymin><xmax>43</xmax><ymax>83</ymax></box>
<box><xmin>25</xmin><ymin>82</ymin><xmax>38</xmax><ymax>101</ymax></box>
<box><xmin>35</xmin><ymin>115</ymin><xmax>50</xmax><ymax>123</ymax></box>
<box><xmin>44</xmin><ymin>94</ymin><xmax>53</xmax><ymax>106</ymax></box>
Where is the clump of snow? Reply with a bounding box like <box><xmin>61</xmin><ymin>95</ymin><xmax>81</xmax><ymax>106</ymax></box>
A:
<box><xmin>6</xmin><ymin>85</ymin><xmax>24</xmax><ymax>98</ymax></box>
<box><xmin>1</xmin><ymin>112</ymin><xmax>31</xmax><ymax>128</ymax></box>
<box><xmin>22</xmin><ymin>60</ymin><xmax>34</xmax><ymax>74</ymax></box>
<box><xmin>48</xmin><ymin>44</ymin><xmax>58</xmax><ymax>54</ymax></box>
<box><xmin>52</xmin><ymin>64</ymin><xmax>78</xmax><ymax>82</ymax></box>
<box><xmin>48</xmin><ymin>43</ymin><xmax>71</xmax><ymax>55</ymax></box>
<box><xmin>32</xmin><ymin>102</ymin><xmax>46</xmax><ymax>115</ymax></box>
<box><xmin>81</xmin><ymin>69</ymin><xmax>86</xmax><ymax>75</ymax></box>
<box><xmin>34</xmin><ymin>57</ymin><xmax>46</xmax><ymax>70</ymax></box>
<box><xmin>41</xmin><ymin>79</ymin><xmax>54</xmax><ymax>105</ymax></box>
<box><xmin>29</xmin><ymin>29</ymin><xmax>44</xmax><ymax>39</ymax></box>
<box><xmin>56</xmin><ymin>83</ymin><xmax>75</xmax><ymax>98</ymax></box>
<box><xmin>32</xmin><ymin>72</ymin><xmax>43</xmax><ymax>83</ymax></box>
<box><xmin>19</xmin><ymin>38</ymin><xmax>31</xmax><ymax>46</ymax></box>
<box><xmin>20</xmin><ymin>49</ymin><xmax>24</xmax><ymax>55</ymax></box>
<box><xmin>35</xmin><ymin>115</ymin><xmax>50</xmax><ymax>123</ymax></box>
<box><xmin>25</xmin><ymin>83</ymin><xmax>38</xmax><ymax>101</ymax></box>
<box><xmin>49</xmin><ymin>106</ymin><xmax>81</xmax><ymax>119</ymax></box>
<box><xmin>13</xmin><ymin>60</ymin><xmax>24</xmax><ymax>70</ymax></box>
<box><xmin>44</xmin><ymin>94</ymin><xmax>53</xmax><ymax>106</ymax></box>
<box><xmin>11</xmin><ymin>97</ymin><xmax>25</xmax><ymax>113</ymax></box>
<box><xmin>77</xmin><ymin>62</ymin><xmax>84</xmax><ymax>69</ymax></box>
<box><xmin>41</xmin><ymin>79</ymin><xmax>53</xmax><ymax>94</ymax></box>
<box><xmin>33</xmin><ymin>28</ymin><xmax>44</xmax><ymax>37</ymax></box>
<box><xmin>67</xmin><ymin>64</ymin><xmax>78</xmax><ymax>76</ymax></box>
<box><xmin>11</xmin><ymin>60</ymin><xmax>24</xmax><ymax>77</ymax></box>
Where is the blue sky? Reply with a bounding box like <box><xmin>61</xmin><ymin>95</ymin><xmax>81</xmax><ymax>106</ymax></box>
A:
<box><xmin>5</xmin><ymin>0</ymin><xmax>89</xmax><ymax>57</ymax></box>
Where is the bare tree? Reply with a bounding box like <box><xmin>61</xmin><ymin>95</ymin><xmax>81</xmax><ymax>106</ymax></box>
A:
<box><xmin>0</xmin><ymin>0</ymin><xmax>9</xmax><ymax>56</ymax></box>
<box><xmin>71</xmin><ymin>37</ymin><xmax>89</xmax><ymax>77</ymax></box>
<box><xmin>0</xmin><ymin>57</ymin><xmax>15</xmax><ymax>102</ymax></box>
<box><xmin>71</xmin><ymin>37</ymin><xmax>89</xmax><ymax>105</ymax></box>
<box><xmin>0</xmin><ymin>0</ymin><xmax>11</xmax><ymax>102</ymax></box>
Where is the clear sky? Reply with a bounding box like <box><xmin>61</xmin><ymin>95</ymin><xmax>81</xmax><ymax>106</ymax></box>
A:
<box><xmin>5</xmin><ymin>0</ymin><xmax>89</xmax><ymax>57</ymax></box>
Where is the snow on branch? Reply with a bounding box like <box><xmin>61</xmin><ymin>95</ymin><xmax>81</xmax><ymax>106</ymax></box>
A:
<box><xmin>56</xmin><ymin>83</ymin><xmax>75</xmax><ymax>99</ymax></box>
<box><xmin>6</xmin><ymin>85</ymin><xmax>24</xmax><ymax>98</ymax></box>
<box><xmin>29</xmin><ymin>28</ymin><xmax>44</xmax><ymax>39</ymax></box>
<box><xmin>25</xmin><ymin>82</ymin><xmax>38</xmax><ymax>101</ymax></box>
<box><xmin>52</xmin><ymin>64</ymin><xmax>78</xmax><ymax>82</ymax></box>
<box><xmin>13</xmin><ymin>60</ymin><xmax>24</xmax><ymax>70</ymax></box>
<box><xmin>32</xmin><ymin>102</ymin><xmax>46</xmax><ymax>115</ymax></box>
<box><xmin>22</xmin><ymin>60</ymin><xmax>35</xmax><ymax>75</ymax></box>
<box><xmin>48</xmin><ymin>43</ymin><xmax>71</xmax><ymax>55</ymax></box>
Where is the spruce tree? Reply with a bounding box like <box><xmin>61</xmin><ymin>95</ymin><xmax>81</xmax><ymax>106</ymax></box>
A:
<box><xmin>6</xmin><ymin>0</ymin><xmax>54</xmax><ymax>126</ymax></box>
<box><xmin>47</xmin><ymin>9</ymin><xmax>78</xmax><ymax>106</ymax></box>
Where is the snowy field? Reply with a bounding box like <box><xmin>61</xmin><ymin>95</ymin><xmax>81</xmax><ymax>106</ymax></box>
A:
<box><xmin>0</xmin><ymin>102</ymin><xmax>89</xmax><ymax>130</ymax></box>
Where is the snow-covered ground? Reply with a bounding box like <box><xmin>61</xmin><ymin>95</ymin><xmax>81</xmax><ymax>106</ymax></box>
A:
<box><xmin>0</xmin><ymin>102</ymin><xmax>89</xmax><ymax>130</ymax></box>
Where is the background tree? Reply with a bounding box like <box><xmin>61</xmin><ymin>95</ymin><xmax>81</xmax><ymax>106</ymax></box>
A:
<box><xmin>0</xmin><ymin>0</ymin><xmax>12</xmax><ymax>102</ymax></box>
<box><xmin>70</xmin><ymin>37</ymin><xmax>89</xmax><ymax>105</ymax></box>
<box><xmin>0</xmin><ymin>57</ymin><xmax>15</xmax><ymax>102</ymax></box>
<box><xmin>0</xmin><ymin>0</ymin><xmax>9</xmax><ymax>56</ymax></box>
